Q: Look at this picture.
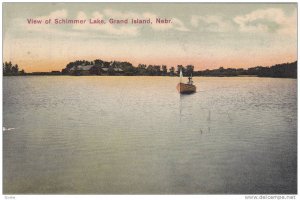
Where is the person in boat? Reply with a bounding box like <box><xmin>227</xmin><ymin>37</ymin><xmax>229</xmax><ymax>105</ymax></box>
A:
<box><xmin>188</xmin><ymin>76</ymin><xmax>193</xmax><ymax>85</ymax></box>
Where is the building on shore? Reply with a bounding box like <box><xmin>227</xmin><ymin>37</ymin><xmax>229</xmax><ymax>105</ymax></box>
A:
<box><xmin>69</xmin><ymin>65</ymin><xmax>94</xmax><ymax>75</ymax></box>
<box><xmin>68</xmin><ymin>64</ymin><xmax>124</xmax><ymax>76</ymax></box>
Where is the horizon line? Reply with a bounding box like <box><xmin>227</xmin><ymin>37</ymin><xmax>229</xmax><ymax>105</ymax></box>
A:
<box><xmin>3</xmin><ymin>59</ymin><xmax>297</xmax><ymax>73</ymax></box>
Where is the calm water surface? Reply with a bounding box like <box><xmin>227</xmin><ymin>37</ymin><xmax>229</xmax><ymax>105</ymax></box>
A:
<box><xmin>3</xmin><ymin>76</ymin><xmax>297</xmax><ymax>194</ymax></box>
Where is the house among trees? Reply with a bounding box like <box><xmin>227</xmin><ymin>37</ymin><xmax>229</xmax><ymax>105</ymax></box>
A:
<box><xmin>63</xmin><ymin>60</ymin><xmax>126</xmax><ymax>76</ymax></box>
<box><xmin>69</xmin><ymin>65</ymin><xmax>94</xmax><ymax>75</ymax></box>
<box><xmin>101</xmin><ymin>67</ymin><xmax>123</xmax><ymax>72</ymax></box>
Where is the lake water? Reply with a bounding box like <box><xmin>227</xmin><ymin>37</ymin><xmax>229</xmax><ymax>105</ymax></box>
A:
<box><xmin>3</xmin><ymin>76</ymin><xmax>297</xmax><ymax>194</ymax></box>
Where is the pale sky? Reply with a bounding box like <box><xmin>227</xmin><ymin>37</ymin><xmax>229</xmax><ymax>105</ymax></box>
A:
<box><xmin>3</xmin><ymin>3</ymin><xmax>297</xmax><ymax>72</ymax></box>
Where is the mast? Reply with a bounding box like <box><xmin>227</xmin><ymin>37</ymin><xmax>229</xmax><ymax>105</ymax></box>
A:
<box><xmin>179</xmin><ymin>68</ymin><xmax>183</xmax><ymax>83</ymax></box>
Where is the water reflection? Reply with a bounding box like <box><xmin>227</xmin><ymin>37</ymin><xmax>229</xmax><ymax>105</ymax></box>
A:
<box><xmin>179</xmin><ymin>91</ymin><xmax>212</xmax><ymax>135</ymax></box>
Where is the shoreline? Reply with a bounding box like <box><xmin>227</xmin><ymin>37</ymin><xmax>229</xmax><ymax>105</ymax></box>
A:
<box><xmin>3</xmin><ymin>60</ymin><xmax>297</xmax><ymax>79</ymax></box>
<box><xmin>3</xmin><ymin>74</ymin><xmax>297</xmax><ymax>79</ymax></box>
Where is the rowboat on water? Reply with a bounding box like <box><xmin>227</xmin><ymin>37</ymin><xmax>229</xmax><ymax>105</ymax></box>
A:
<box><xmin>176</xmin><ymin>68</ymin><xmax>196</xmax><ymax>94</ymax></box>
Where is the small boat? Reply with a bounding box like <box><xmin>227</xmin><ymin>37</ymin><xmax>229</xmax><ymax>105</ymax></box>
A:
<box><xmin>176</xmin><ymin>68</ymin><xmax>196</xmax><ymax>94</ymax></box>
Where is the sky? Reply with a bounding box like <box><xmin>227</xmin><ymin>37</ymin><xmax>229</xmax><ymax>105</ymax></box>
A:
<box><xmin>3</xmin><ymin>3</ymin><xmax>297</xmax><ymax>72</ymax></box>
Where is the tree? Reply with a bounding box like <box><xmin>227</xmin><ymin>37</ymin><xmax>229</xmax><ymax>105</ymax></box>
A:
<box><xmin>20</xmin><ymin>69</ymin><xmax>25</xmax><ymax>75</ymax></box>
<box><xmin>146</xmin><ymin>65</ymin><xmax>155</xmax><ymax>75</ymax></box>
<box><xmin>154</xmin><ymin>65</ymin><xmax>161</xmax><ymax>75</ymax></box>
<box><xmin>186</xmin><ymin>65</ymin><xmax>194</xmax><ymax>76</ymax></box>
<box><xmin>169</xmin><ymin>66</ymin><xmax>175</xmax><ymax>76</ymax></box>
<box><xmin>94</xmin><ymin>59</ymin><xmax>103</xmax><ymax>66</ymax></box>
<box><xmin>11</xmin><ymin>64</ymin><xmax>19</xmax><ymax>74</ymax></box>
<box><xmin>3</xmin><ymin>61</ymin><xmax>21</xmax><ymax>75</ymax></box>
<box><xmin>62</xmin><ymin>68</ymin><xmax>69</xmax><ymax>75</ymax></box>
<box><xmin>177</xmin><ymin>65</ymin><xmax>185</xmax><ymax>75</ymax></box>
<box><xmin>4</xmin><ymin>61</ymin><xmax>12</xmax><ymax>74</ymax></box>
<box><xmin>162</xmin><ymin>65</ymin><xmax>167</xmax><ymax>76</ymax></box>
<box><xmin>137</xmin><ymin>64</ymin><xmax>147</xmax><ymax>75</ymax></box>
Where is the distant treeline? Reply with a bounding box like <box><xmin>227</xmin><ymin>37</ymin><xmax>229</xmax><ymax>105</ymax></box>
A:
<box><xmin>3</xmin><ymin>62</ymin><xmax>25</xmax><ymax>76</ymax></box>
<box><xmin>3</xmin><ymin>60</ymin><xmax>297</xmax><ymax>78</ymax></box>
<box><xmin>196</xmin><ymin>61</ymin><xmax>297</xmax><ymax>78</ymax></box>
<box><xmin>61</xmin><ymin>59</ymin><xmax>194</xmax><ymax>76</ymax></box>
<box><xmin>61</xmin><ymin>59</ymin><xmax>297</xmax><ymax>78</ymax></box>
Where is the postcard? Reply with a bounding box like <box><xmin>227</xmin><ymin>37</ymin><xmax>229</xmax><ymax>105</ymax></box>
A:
<box><xmin>2</xmin><ymin>2</ymin><xmax>297</xmax><ymax>196</ymax></box>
